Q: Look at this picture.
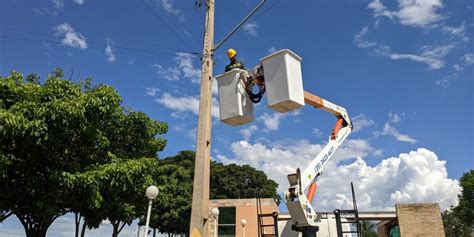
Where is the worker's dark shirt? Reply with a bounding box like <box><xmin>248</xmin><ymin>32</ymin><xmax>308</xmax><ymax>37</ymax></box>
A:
<box><xmin>225</xmin><ymin>61</ymin><xmax>245</xmax><ymax>72</ymax></box>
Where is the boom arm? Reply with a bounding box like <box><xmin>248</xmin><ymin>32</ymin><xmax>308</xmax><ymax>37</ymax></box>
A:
<box><xmin>284</xmin><ymin>91</ymin><xmax>352</xmax><ymax>229</ymax></box>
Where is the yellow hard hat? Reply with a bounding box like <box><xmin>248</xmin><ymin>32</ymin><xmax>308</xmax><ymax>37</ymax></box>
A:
<box><xmin>227</xmin><ymin>48</ymin><xmax>236</xmax><ymax>59</ymax></box>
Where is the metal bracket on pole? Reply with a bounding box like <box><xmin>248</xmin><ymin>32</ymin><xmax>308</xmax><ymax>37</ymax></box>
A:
<box><xmin>213</xmin><ymin>0</ymin><xmax>267</xmax><ymax>52</ymax></box>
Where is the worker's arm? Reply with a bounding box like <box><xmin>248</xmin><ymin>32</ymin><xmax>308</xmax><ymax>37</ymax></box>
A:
<box><xmin>239</xmin><ymin>61</ymin><xmax>246</xmax><ymax>70</ymax></box>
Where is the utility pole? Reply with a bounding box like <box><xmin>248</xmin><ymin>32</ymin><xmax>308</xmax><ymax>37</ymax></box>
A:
<box><xmin>189</xmin><ymin>0</ymin><xmax>214</xmax><ymax>236</ymax></box>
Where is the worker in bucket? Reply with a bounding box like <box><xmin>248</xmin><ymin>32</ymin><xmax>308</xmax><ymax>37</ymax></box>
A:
<box><xmin>225</xmin><ymin>48</ymin><xmax>245</xmax><ymax>72</ymax></box>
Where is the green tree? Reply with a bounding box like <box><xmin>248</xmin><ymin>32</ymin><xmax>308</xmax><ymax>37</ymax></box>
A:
<box><xmin>146</xmin><ymin>150</ymin><xmax>280</xmax><ymax>235</ymax></box>
<box><xmin>442</xmin><ymin>170</ymin><xmax>474</xmax><ymax>236</ymax></box>
<box><xmin>454</xmin><ymin>170</ymin><xmax>474</xmax><ymax>227</ymax></box>
<box><xmin>0</xmin><ymin>69</ymin><xmax>167</xmax><ymax>237</ymax></box>
<box><xmin>64</xmin><ymin>157</ymin><xmax>160</xmax><ymax>237</ymax></box>
<box><xmin>442</xmin><ymin>207</ymin><xmax>471</xmax><ymax>237</ymax></box>
<box><xmin>360</xmin><ymin>221</ymin><xmax>377</xmax><ymax>237</ymax></box>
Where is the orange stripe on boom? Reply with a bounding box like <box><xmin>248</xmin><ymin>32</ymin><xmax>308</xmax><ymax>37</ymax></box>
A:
<box><xmin>306</xmin><ymin>182</ymin><xmax>318</xmax><ymax>205</ymax></box>
<box><xmin>331</xmin><ymin>117</ymin><xmax>344</xmax><ymax>140</ymax></box>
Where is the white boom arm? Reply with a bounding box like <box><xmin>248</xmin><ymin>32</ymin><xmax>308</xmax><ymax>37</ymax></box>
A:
<box><xmin>284</xmin><ymin>91</ymin><xmax>352</xmax><ymax>229</ymax></box>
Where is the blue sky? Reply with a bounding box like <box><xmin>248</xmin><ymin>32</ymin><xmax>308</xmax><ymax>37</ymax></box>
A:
<box><xmin>1</xmin><ymin>0</ymin><xmax>473</xmax><ymax>236</ymax></box>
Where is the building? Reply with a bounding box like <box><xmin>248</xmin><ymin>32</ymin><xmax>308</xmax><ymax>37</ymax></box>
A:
<box><xmin>209</xmin><ymin>199</ymin><xmax>446</xmax><ymax>237</ymax></box>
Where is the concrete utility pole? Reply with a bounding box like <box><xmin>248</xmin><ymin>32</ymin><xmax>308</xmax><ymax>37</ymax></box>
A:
<box><xmin>189</xmin><ymin>0</ymin><xmax>214</xmax><ymax>236</ymax></box>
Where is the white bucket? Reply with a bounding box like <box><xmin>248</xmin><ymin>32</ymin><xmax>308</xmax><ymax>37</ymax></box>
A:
<box><xmin>261</xmin><ymin>49</ymin><xmax>305</xmax><ymax>113</ymax></box>
<box><xmin>216</xmin><ymin>69</ymin><xmax>254</xmax><ymax>126</ymax></box>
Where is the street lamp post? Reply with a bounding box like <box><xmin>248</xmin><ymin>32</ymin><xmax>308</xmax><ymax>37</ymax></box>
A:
<box><xmin>143</xmin><ymin>185</ymin><xmax>159</xmax><ymax>237</ymax></box>
<box><xmin>211</xmin><ymin>208</ymin><xmax>220</xmax><ymax>237</ymax></box>
<box><xmin>241</xmin><ymin>219</ymin><xmax>247</xmax><ymax>237</ymax></box>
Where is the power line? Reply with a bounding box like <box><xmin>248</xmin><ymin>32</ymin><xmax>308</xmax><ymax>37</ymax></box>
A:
<box><xmin>141</xmin><ymin>0</ymin><xmax>200</xmax><ymax>54</ymax></box>
<box><xmin>253</xmin><ymin>0</ymin><xmax>280</xmax><ymax>22</ymax></box>
<box><xmin>0</xmin><ymin>34</ymin><xmax>199</xmax><ymax>58</ymax></box>
<box><xmin>1</xmin><ymin>25</ymin><xmax>188</xmax><ymax>53</ymax></box>
<box><xmin>163</xmin><ymin>3</ymin><xmax>203</xmax><ymax>48</ymax></box>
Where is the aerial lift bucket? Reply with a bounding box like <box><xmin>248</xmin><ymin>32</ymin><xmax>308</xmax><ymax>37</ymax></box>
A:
<box><xmin>216</xmin><ymin>69</ymin><xmax>254</xmax><ymax>126</ymax></box>
<box><xmin>260</xmin><ymin>49</ymin><xmax>305</xmax><ymax>113</ymax></box>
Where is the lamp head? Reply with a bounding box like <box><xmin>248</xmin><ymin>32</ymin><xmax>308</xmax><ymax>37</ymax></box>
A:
<box><xmin>145</xmin><ymin>185</ymin><xmax>159</xmax><ymax>199</ymax></box>
<box><xmin>211</xmin><ymin>208</ymin><xmax>220</xmax><ymax>217</ymax></box>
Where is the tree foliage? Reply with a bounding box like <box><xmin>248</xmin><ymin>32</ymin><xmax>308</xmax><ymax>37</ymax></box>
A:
<box><xmin>454</xmin><ymin>170</ymin><xmax>474</xmax><ymax>227</ymax></box>
<box><xmin>442</xmin><ymin>208</ymin><xmax>471</xmax><ymax>237</ymax></box>
<box><xmin>0</xmin><ymin>69</ymin><xmax>167</xmax><ymax>237</ymax></box>
<box><xmin>144</xmin><ymin>150</ymin><xmax>280</xmax><ymax>235</ymax></box>
<box><xmin>360</xmin><ymin>221</ymin><xmax>377</xmax><ymax>237</ymax></box>
<box><xmin>442</xmin><ymin>170</ymin><xmax>473</xmax><ymax>237</ymax></box>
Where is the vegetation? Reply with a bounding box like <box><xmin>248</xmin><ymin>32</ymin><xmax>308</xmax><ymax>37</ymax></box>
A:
<box><xmin>360</xmin><ymin>221</ymin><xmax>377</xmax><ymax>237</ymax></box>
<box><xmin>145</xmin><ymin>150</ymin><xmax>280</xmax><ymax>235</ymax></box>
<box><xmin>442</xmin><ymin>170</ymin><xmax>473</xmax><ymax>237</ymax></box>
<box><xmin>0</xmin><ymin>69</ymin><xmax>167</xmax><ymax>237</ymax></box>
<box><xmin>0</xmin><ymin>69</ymin><xmax>280</xmax><ymax>236</ymax></box>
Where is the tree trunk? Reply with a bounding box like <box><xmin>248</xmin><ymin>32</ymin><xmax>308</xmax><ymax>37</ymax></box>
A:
<box><xmin>153</xmin><ymin>228</ymin><xmax>156</xmax><ymax>237</ymax></box>
<box><xmin>112</xmin><ymin>221</ymin><xmax>127</xmax><ymax>237</ymax></box>
<box><xmin>17</xmin><ymin>214</ymin><xmax>60</xmax><ymax>237</ymax></box>
<box><xmin>18</xmin><ymin>218</ymin><xmax>49</xmax><ymax>237</ymax></box>
<box><xmin>74</xmin><ymin>213</ymin><xmax>80</xmax><ymax>237</ymax></box>
<box><xmin>0</xmin><ymin>211</ymin><xmax>13</xmax><ymax>222</ymax></box>
<box><xmin>80</xmin><ymin>218</ymin><xmax>87</xmax><ymax>237</ymax></box>
<box><xmin>112</xmin><ymin>222</ymin><xmax>119</xmax><ymax>237</ymax></box>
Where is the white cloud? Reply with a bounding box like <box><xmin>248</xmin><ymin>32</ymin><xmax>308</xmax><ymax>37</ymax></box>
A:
<box><xmin>354</xmin><ymin>26</ymin><xmax>454</xmax><ymax>70</ymax></box>
<box><xmin>32</xmin><ymin>0</ymin><xmax>64</xmax><ymax>16</ymax></box>
<box><xmin>312</xmin><ymin>128</ymin><xmax>323</xmax><ymax>137</ymax></box>
<box><xmin>368</xmin><ymin>0</ymin><xmax>444</xmax><ymax>28</ymax></box>
<box><xmin>153</xmin><ymin>64</ymin><xmax>180</xmax><ymax>81</ymax></box>
<box><xmin>186</xmin><ymin>127</ymin><xmax>197</xmax><ymax>140</ymax></box>
<box><xmin>258</xmin><ymin>112</ymin><xmax>287</xmax><ymax>131</ymax></box>
<box><xmin>382</xmin><ymin>122</ymin><xmax>418</xmax><ymax>144</ymax></box>
<box><xmin>352</xmin><ymin>114</ymin><xmax>375</xmax><ymax>133</ymax></box>
<box><xmin>155</xmin><ymin>92</ymin><xmax>219</xmax><ymax>118</ymax></box>
<box><xmin>316</xmin><ymin>148</ymin><xmax>460</xmax><ymax>211</ymax></box>
<box><xmin>216</xmin><ymin>138</ymin><xmax>375</xmax><ymax>194</ymax></box>
<box><xmin>145</xmin><ymin>87</ymin><xmax>160</xmax><ymax>97</ymax></box>
<box><xmin>442</xmin><ymin>22</ymin><xmax>469</xmax><ymax>42</ymax></box>
<box><xmin>73</xmin><ymin>0</ymin><xmax>85</xmax><ymax>5</ymax></box>
<box><xmin>243</xmin><ymin>22</ymin><xmax>258</xmax><ymax>37</ymax></box>
<box><xmin>153</xmin><ymin>53</ymin><xmax>201</xmax><ymax>83</ymax></box>
<box><xmin>217</xmin><ymin>139</ymin><xmax>460</xmax><ymax>211</ymax></box>
<box><xmin>54</xmin><ymin>23</ymin><xmax>88</xmax><ymax>49</ymax></box>
<box><xmin>176</xmin><ymin>53</ymin><xmax>201</xmax><ymax>83</ymax></box>
<box><xmin>388</xmin><ymin>110</ymin><xmax>401</xmax><ymax>123</ymax></box>
<box><xmin>268</xmin><ymin>47</ymin><xmax>277</xmax><ymax>54</ymax></box>
<box><xmin>240</xmin><ymin>125</ymin><xmax>258</xmax><ymax>141</ymax></box>
<box><xmin>104</xmin><ymin>38</ymin><xmax>116</xmax><ymax>63</ymax></box>
<box><xmin>381</xmin><ymin>111</ymin><xmax>417</xmax><ymax>144</ymax></box>
<box><xmin>389</xmin><ymin>53</ymin><xmax>444</xmax><ymax>69</ymax></box>
<box><xmin>448</xmin><ymin>53</ymin><xmax>474</xmax><ymax>73</ymax></box>
<box><xmin>52</xmin><ymin>0</ymin><xmax>64</xmax><ymax>9</ymax></box>
<box><xmin>212</xmin><ymin>81</ymin><xmax>218</xmax><ymax>96</ymax></box>
<box><xmin>354</xmin><ymin>26</ymin><xmax>390</xmax><ymax>56</ymax></box>
<box><xmin>160</xmin><ymin>0</ymin><xmax>184</xmax><ymax>22</ymax></box>
<box><xmin>461</xmin><ymin>53</ymin><xmax>474</xmax><ymax>66</ymax></box>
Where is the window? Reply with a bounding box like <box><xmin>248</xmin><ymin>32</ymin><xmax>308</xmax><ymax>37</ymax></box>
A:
<box><xmin>218</xmin><ymin>207</ymin><xmax>236</xmax><ymax>237</ymax></box>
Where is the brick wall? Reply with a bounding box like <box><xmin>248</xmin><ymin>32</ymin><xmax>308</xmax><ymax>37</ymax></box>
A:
<box><xmin>396</xmin><ymin>203</ymin><xmax>445</xmax><ymax>237</ymax></box>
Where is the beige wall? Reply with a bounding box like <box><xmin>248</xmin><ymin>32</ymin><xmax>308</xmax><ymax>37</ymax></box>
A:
<box><xmin>396</xmin><ymin>203</ymin><xmax>445</xmax><ymax>237</ymax></box>
<box><xmin>209</xmin><ymin>198</ymin><xmax>278</xmax><ymax>237</ymax></box>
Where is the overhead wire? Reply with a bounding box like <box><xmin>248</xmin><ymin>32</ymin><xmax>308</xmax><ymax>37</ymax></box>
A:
<box><xmin>1</xmin><ymin>25</ymin><xmax>189</xmax><ymax>53</ymax></box>
<box><xmin>0</xmin><ymin>34</ymin><xmax>193</xmax><ymax>58</ymax></box>
<box><xmin>253</xmin><ymin>0</ymin><xmax>280</xmax><ymax>22</ymax></box>
<box><xmin>164</xmin><ymin>3</ymin><xmax>203</xmax><ymax>48</ymax></box>
<box><xmin>141</xmin><ymin>0</ymin><xmax>200</xmax><ymax>55</ymax></box>
<box><xmin>0</xmin><ymin>24</ymin><xmax>201</xmax><ymax>58</ymax></box>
